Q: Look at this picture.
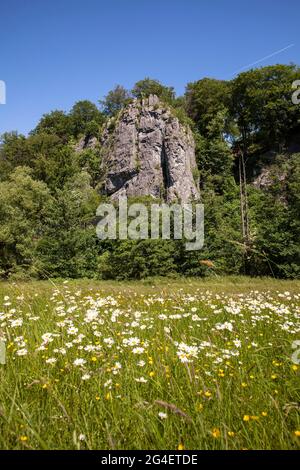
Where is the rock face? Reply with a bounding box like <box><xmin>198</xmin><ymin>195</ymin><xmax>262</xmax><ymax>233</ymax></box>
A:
<box><xmin>101</xmin><ymin>95</ymin><xmax>199</xmax><ymax>202</ymax></box>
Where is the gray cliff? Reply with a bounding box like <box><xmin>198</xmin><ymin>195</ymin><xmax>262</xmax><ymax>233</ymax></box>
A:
<box><xmin>100</xmin><ymin>95</ymin><xmax>199</xmax><ymax>203</ymax></box>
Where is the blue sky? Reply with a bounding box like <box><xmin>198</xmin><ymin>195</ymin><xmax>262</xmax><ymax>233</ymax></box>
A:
<box><xmin>0</xmin><ymin>0</ymin><xmax>299</xmax><ymax>135</ymax></box>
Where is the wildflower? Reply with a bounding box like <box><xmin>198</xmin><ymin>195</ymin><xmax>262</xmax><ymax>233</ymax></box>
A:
<box><xmin>291</xmin><ymin>365</ymin><xmax>298</xmax><ymax>371</ymax></box>
<box><xmin>10</xmin><ymin>319</ymin><xmax>23</xmax><ymax>327</ymax></box>
<box><xmin>271</xmin><ymin>374</ymin><xmax>277</xmax><ymax>380</ymax></box>
<box><xmin>215</xmin><ymin>321</ymin><xmax>234</xmax><ymax>332</ymax></box>
<box><xmin>211</xmin><ymin>428</ymin><xmax>221</xmax><ymax>438</ymax></box>
<box><xmin>73</xmin><ymin>358</ymin><xmax>86</xmax><ymax>366</ymax></box>
<box><xmin>177</xmin><ymin>443</ymin><xmax>184</xmax><ymax>450</ymax></box>
<box><xmin>132</xmin><ymin>347</ymin><xmax>145</xmax><ymax>355</ymax></box>
<box><xmin>46</xmin><ymin>358</ymin><xmax>57</xmax><ymax>365</ymax></box>
<box><xmin>67</xmin><ymin>327</ymin><xmax>78</xmax><ymax>335</ymax></box>
<box><xmin>135</xmin><ymin>377</ymin><xmax>148</xmax><ymax>383</ymax></box>
<box><xmin>243</xmin><ymin>415</ymin><xmax>250</xmax><ymax>422</ymax></box>
<box><xmin>294</xmin><ymin>431</ymin><xmax>300</xmax><ymax>437</ymax></box>
<box><xmin>20</xmin><ymin>436</ymin><xmax>28</xmax><ymax>442</ymax></box>
<box><xmin>158</xmin><ymin>412</ymin><xmax>167</xmax><ymax>419</ymax></box>
<box><xmin>261</xmin><ymin>411</ymin><xmax>268</xmax><ymax>417</ymax></box>
<box><xmin>127</xmin><ymin>337</ymin><xmax>140</xmax><ymax>346</ymax></box>
<box><xmin>228</xmin><ymin>431</ymin><xmax>235</xmax><ymax>437</ymax></box>
<box><xmin>241</xmin><ymin>382</ymin><xmax>248</xmax><ymax>388</ymax></box>
<box><xmin>81</xmin><ymin>374</ymin><xmax>91</xmax><ymax>381</ymax></box>
<box><xmin>149</xmin><ymin>371</ymin><xmax>155</xmax><ymax>377</ymax></box>
<box><xmin>16</xmin><ymin>348</ymin><xmax>28</xmax><ymax>356</ymax></box>
<box><xmin>78</xmin><ymin>434</ymin><xmax>86</xmax><ymax>441</ymax></box>
<box><xmin>204</xmin><ymin>390</ymin><xmax>212</xmax><ymax>398</ymax></box>
<box><xmin>233</xmin><ymin>339</ymin><xmax>241</xmax><ymax>348</ymax></box>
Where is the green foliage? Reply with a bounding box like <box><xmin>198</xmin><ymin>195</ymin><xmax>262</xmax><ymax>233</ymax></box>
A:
<box><xmin>231</xmin><ymin>64</ymin><xmax>300</xmax><ymax>152</ymax></box>
<box><xmin>132</xmin><ymin>78</ymin><xmax>175</xmax><ymax>104</ymax></box>
<box><xmin>247</xmin><ymin>154</ymin><xmax>300</xmax><ymax>278</ymax></box>
<box><xmin>97</xmin><ymin>239</ymin><xmax>177</xmax><ymax>280</ymax></box>
<box><xmin>185</xmin><ymin>78</ymin><xmax>232</xmax><ymax>136</ymax></box>
<box><xmin>36</xmin><ymin>172</ymin><xmax>100</xmax><ymax>278</ymax></box>
<box><xmin>0</xmin><ymin>66</ymin><xmax>299</xmax><ymax>280</ymax></box>
<box><xmin>0</xmin><ymin>167</ymin><xmax>53</xmax><ymax>278</ymax></box>
<box><xmin>99</xmin><ymin>85</ymin><xmax>131</xmax><ymax>116</ymax></box>
<box><xmin>194</xmin><ymin>109</ymin><xmax>234</xmax><ymax>191</ymax></box>
<box><xmin>31</xmin><ymin>110</ymin><xmax>73</xmax><ymax>142</ymax></box>
<box><xmin>69</xmin><ymin>100</ymin><xmax>105</xmax><ymax>137</ymax></box>
<box><xmin>75</xmin><ymin>146</ymin><xmax>103</xmax><ymax>188</ymax></box>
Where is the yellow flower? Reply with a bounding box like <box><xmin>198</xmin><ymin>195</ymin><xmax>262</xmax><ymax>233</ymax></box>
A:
<box><xmin>243</xmin><ymin>415</ymin><xmax>250</xmax><ymax>422</ymax></box>
<box><xmin>211</xmin><ymin>428</ymin><xmax>221</xmax><ymax>438</ymax></box>
<box><xmin>42</xmin><ymin>383</ymin><xmax>48</xmax><ymax>389</ymax></box>
<box><xmin>291</xmin><ymin>365</ymin><xmax>298</xmax><ymax>371</ymax></box>
<box><xmin>204</xmin><ymin>390</ymin><xmax>212</xmax><ymax>398</ymax></box>
<box><xmin>271</xmin><ymin>374</ymin><xmax>277</xmax><ymax>380</ymax></box>
<box><xmin>294</xmin><ymin>430</ymin><xmax>300</xmax><ymax>437</ymax></box>
<box><xmin>91</xmin><ymin>357</ymin><xmax>97</xmax><ymax>362</ymax></box>
<box><xmin>197</xmin><ymin>403</ymin><xmax>203</xmax><ymax>412</ymax></box>
<box><xmin>228</xmin><ymin>431</ymin><xmax>235</xmax><ymax>437</ymax></box>
<box><xmin>149</xmin><ymin>371</ymin><xmax>155</xmax><ymax>377</ymax></box>
<box><xmin>20</xmin><ymin>436</ymin><xmax>28</xmax><ymax>442</ymax></box>
<box><xmin>177</xmin><ymin>443</ymin><xmax>184</xmax><ymax>450</ymax></box>
<box><xmin>95</xmin><ymin>395</ymin><xmax>100</xmax><ymax>401</ymax></box>
<box><xmin>261</xmin><ymin>411</ymin><xmax>268</xmax><ymax>417</ymax></box>
<box><xmin>105</xmin><ymin>392</ymin><xmax>112</xmax><ymax>400</ymax></box>
<box><xmin>241</xmin><ymin>382</ymin><xmax>248</xmax><ymax>388</ymax></box>
<box><xmin>250</xmin><ymin>415</ymin><xmax>259</xmax><ymax>421</ymax></box>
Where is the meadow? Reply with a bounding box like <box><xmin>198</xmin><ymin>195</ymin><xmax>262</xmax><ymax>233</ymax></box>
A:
<box><xmin>0</xmin><ymin>276</ymin><xmax>299</xmax><ymax>450</ymax></box>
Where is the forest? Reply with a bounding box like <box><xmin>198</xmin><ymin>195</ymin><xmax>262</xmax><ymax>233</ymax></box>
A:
<box><xmin>0</xmin><ymin>64</ymin><xmax>300</xmax><ymax>280</ymax></box>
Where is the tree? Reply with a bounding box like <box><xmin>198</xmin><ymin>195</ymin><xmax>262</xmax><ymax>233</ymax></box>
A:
<box><xmin>231</xmin><ymin>64</ymin><xmax>300</xmax><ymax>153</ymax></box>
<box><xmin>32</xmin><ymin>110</ymin><xmax>72</xmax><ymax>142</ymax></box>
<box><xmin>36</xmin><ymin>172</ymin><xmax>100</xmax><ymax>278</ymax></box>
<box><xmin>0</xmin><ymin>132</ymin><xmax>34</xmax><ymax>180</ymax></box>
<box><xmin>185</xmin><ymin>78</ymin><xmax>232</xmax><ymax>136</ymax></box>
<box><xmin>99</xmin><ymin>85</ymin><xmax>131</xmax><ymax>116</ymax></box>
<box><xmin>69</xmin><ymin>100</ymin><xmax>105</xmax><ymax>137</ymax></box>
<box><xmin>24</xmin><ymin>133</ymin><xmax>79</xmax><ymax>191</ymax></box>
<box><xmin>132</xmin><ymin>78</ymin><xmax>175</xmax><ymax>104</ymax></box>
<box><xmin>0</xmin><ymin>167</ymin><xmax>53</xmax><ymax>278</ymax></box>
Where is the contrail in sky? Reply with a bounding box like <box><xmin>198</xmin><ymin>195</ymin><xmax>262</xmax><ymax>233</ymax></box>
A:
<box><xmin>229</xmin><ymin>43</ymin><xmax>295</xmax><ymax>77</ymax></box>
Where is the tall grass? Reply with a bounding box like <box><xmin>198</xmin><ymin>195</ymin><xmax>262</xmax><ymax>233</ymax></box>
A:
<box><xmin>0</xmin><ymin>278</ymin><xmax>299</xmax><ymax>450</ymax></box>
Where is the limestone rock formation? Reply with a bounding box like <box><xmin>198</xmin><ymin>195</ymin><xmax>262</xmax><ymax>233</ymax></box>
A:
<box><xmin>100</xmin><ymin>95</ymin><xmax>199</xmax><ymax>202</ymax></box>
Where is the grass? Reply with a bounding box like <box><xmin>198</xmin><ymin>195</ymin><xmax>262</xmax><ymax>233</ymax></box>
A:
<box><xmin>0</xmin><ymin>276</ymin><xmax>299</xmax><ymax>450</ymax></box>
